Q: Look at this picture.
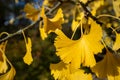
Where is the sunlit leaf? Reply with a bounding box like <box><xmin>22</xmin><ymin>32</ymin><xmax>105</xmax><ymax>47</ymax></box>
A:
<box><xmin>42</xmin><ymin>7</ymin><xmax>64</xmax><ymax>33</ymax></box>
<box><xmin>91</xmin><ymin>51</ymin><xmax>120</xmax><ymax>79</ymax></box>
<box><xmin>0</xmin><ymin>41</ymin><xmax>16</xmax><ymax>80</ymax></box>
<box><xmin>43</xmin><ymin>0</ymin><xmax>53</xmax><ymax>7</ymax></box>
<box><xmin>55</xmin><ymin>19</ymin><xmax>103</xmax><ymax>69</ymax></box>
<box><xmin>39</xmin><ymin>20</ymin><xmax>48</xmax><ymax>40</ymax></box>
<box><xmin>23</xmin><ymin>3</ymin><xmax>40</xmax><ymax>21</ymax></box>
<box><xmin>0</xmin><ymin>66</ymin><xmax>16</xmax><ymax>80</ymax></box>
<box><xmin>71</xmin><ymin>6</ymin><xmax>84</xmax><ymax>31</ymax></box>
<box><xmin>0</xmin><ymin>42</ymin><xmax>8</xmax><ymax>73</ymax></box>
<box><xmin>112</xmin><ymin>0</ymin><xmax>120</xmax><ymax>17</ymax></box>
<box><xmin>70</xmin><ymin>69</ymin><xmax>92</xmax><ymax>80</ymax></box>
<box><xmin>23</xmin><ymin>37</ymin><xmax>33</xmax><ymax>65</ymax></box>
<box><xmin>50</xmin><ymin>61</ymin><xmax>69</xmax><ymax>80</ymax></box>
<box><xmin>71</xmin><ymin>19</ymin><xmax>80</xmax><ymax>31</ymax></box>
<box><xmin>113</xmin><ymin>33</ymin><xmax>120</xmax><ymax>50</ymax></box>
<box><xmin>0</xmin><ymin>54</ymin><xmax>8</xmax><ymax>74</ymax></box>
<box><xmin>80</xmin><ymin>0</ymin><xmax>88</xmax><ymax>4</ymax></box>
<box><xmin>50</xmin><ymin>61</ymin><xmax>92</xmax><ymax>80</ymax></box>
<box><xmin>39</xmin><ymin>7</ymin><xmax>64</xmax><ymax>40</ymax></box>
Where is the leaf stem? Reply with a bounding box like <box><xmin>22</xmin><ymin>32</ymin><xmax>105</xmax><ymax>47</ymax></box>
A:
<box><xmin>0</xmin><ymin>1</ymin><xmax>62</xmax><ymax>43</ymax></box>
<box><xmin>97</xmin><ymin>14</ymin><xmax>120</xmax><ymax>21</ymax></box>
<box><xmin>80</xmin><ymin>20</ymin><xmax>83</xmax><ymax>36</ymax></box>
<box><xmin>71</xmin><ymin>22</ymin><xmax>80</xmax><ymax>39</ymax></box>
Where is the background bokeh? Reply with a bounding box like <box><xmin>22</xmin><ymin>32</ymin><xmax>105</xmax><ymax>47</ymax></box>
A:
<box><xmin>0</xmin><ymin>0</ymin><xmax>59</xmax><ymax>80</ymax></box>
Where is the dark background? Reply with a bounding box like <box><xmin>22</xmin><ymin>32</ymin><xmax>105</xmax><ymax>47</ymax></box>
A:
<box><xmin>0</xmin><ymin>0</ymin><xmax>59</xmax><ymax>80</ymax></box>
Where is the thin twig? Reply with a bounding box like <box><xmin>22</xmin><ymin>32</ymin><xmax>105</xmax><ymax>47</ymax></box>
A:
<box><xmin>0</xmin><ymin>19</ymin><xmax>41</xmax><ymax>42</ymax></box>
<box><xmin>79</xmin><ymin>1</ymin><xmax>103</xmax><ymax>25</ymax></box>
<box><xmin>46</xmin><ymin>1</ymin><xmax>62</xmax><ymax>16</ymax></box>
<box><xmin>0</xmin><ymin>1</ymin><xmax>62</xmax><ymax>43</ymax></box>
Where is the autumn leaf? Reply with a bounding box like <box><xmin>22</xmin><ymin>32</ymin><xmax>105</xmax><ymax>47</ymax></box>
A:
<box><xmin>42</xmin><ymin>0</ymin><xmax>53</xmax><ymax>7</ymax></box>
<box><xmin>23</xmin><ymin>37</ymin><xmax>33</xmax><ymax>65</ymax></box>
<box><xmin>0</xmin><ymin>42</ymin><xmax>8</xmax><ymax>73</ymax></box>
<box><xmin>71</xmin><ymin>19</ymin><xmax>79</xmax><ymax>31</ymax></box>
<box><xmin>41</xmin><ymin>7</ymin><xmax>64</xmax><ymax>33</ymax></box>
<box><xmin>54</xmin><ymin>19</ymin><xmax>103</xmax><ymax>69</ymax></box>
<box><xmin>39</xmin><ymin>7</ymin><xmax>64</xmax><ymax>40</ymax></box>
<box><xmin>80</xmin><ymin>0</ymin><xmax>88</xmax><ymax>4</ymax></box>
<box><xmin>0</xmin><ymin>66</ymin><xmax>16</xmax><ymax>80</ymax></box>
<box><xmin>39</xmin><ymin>20</ymin><xmax>48</xmax><ymax>40</ymax></box>
<box><xmin>91</xmin><ymin>51</ymin><xmax>120</xmax><ymax>80</ymax></box>
<box><xmin>71</xmin><ymin>6</ymin><xmax>84</xmax><ymax>31</ymax></box>
<box><xmin>112</xmin><ymin>0</ymin><xmax>120</xmax><ymax>17</ymax></box>
<box><xmin>23</xmin><ymin>3</ymin><xmax>40</xmax><ymax>21</ymax></box>
<box><xmin>0</xmin><ymin>53</ymin><xmax>8</xmax><ymax>73</ymax></box>
<box><xmin>50</xmin><ymin>61</ymin><xmax>92</xmax><ymax>80</ymax></box>
<box><xmin>70</xmin><ymin>69</ymin><xmax>92</xmax><ymax>80</ymax></box>
<box><xmin>0</xmin><ymin>41</ymin><xmax>16</xmax><ymax>80</ymax></box>
<box><xmin>50</xmin><ymin>61</ymin><xmax>69</xmax><ymax>80</ymax></box>
<box><xmin>113</xmin><ymin>33</ymin><xmax>120</xmax><ymax>50</ymax></box>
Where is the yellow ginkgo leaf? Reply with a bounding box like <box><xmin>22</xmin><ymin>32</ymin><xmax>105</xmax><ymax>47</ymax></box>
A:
<box><xmin>69</xmin><ymin>69</ymin><xmax>92</xmax><ymax>80</ymax></box>
<box><xmin>71</xmin><ymin>6</ymin><xmax>84</xmax><ymax>31</ymax></box>
<box><xmin>0</xmin><ymin>54</ymin><xmax>8</xmax><ymax>73</ymax></box>
<box><xmin>39</xmin><ymin>20</ymin><xmax>47</xmax><ymax>40</ymax></box>
<box><xmin>71</xmin><ymin>19</ymin><xmax>79</xmax><ymax>31</ymax></box>
<box><xmin>41</xmin><ymin>7</ymin><xmax>64</xmax><ymax>33</ymax></box>
<box><xmin>42</xmin><ymin>0</ymin><xmax>53</xmax><ymax>7</ymax></box>
<box><xmin>55</xmin><ymin>19</ymin><xmax>103</xmax><ymax>69</ymax></box>
<box><xmin>112</xmin><ymin>0</ymin><xmax>120</xmax><ymax>17</ymax></box>
<box><xmin>23</xmin><ymin>37</ymin><xmax>33</xmax><ymax>65</ymax></box>
<box><xmin>23</xmin><ymin>3</ymin><xmax>40</xmax><ymax>21</ymax></box>
<box><xmin>50</xmin><ymin>61</ymin><xmax>69</xmax><ymax>80</ymax></box>
<box><xmin>39</xmin><ymin>27</ymin><xmax>48</xmax><ymax>40</ymax></box>
<box><xmin>50</xmin><ymin>61</ymin><xmax>92</xmax><ymax>80</ymax></box>
<box><xmin>0</xmin><ymin>65</ymin><xmax>16</xmax><ymax>80</ymax></box>
<box><xmin>0</xmin><ymin>42</ymin><xmax>8</xmax><ymax>73</ymax></box>
<box><xmin>113</xmin><ymin>33</ymin><xmax>120</xmax><ymax>50</ymax></box>
<box><xmin>0</xmin><ymin>41</ymin><xmax>16</xmax><ymax>80</ymax></box>
<box><xmin>91</xmin><ymin>51</ymin><xmax>120</xmax><ymax>79</ymax></box>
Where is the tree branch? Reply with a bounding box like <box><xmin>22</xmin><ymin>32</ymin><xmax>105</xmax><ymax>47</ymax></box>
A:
<box><xmin>79</xmin><ymin>1</ymin><xmax>103</xmax><ymax>25</ymax></box>
<box><xmin>0</xmin><ymin>1</ymin><xmax>62</xmax><ymax>43</ymax></box>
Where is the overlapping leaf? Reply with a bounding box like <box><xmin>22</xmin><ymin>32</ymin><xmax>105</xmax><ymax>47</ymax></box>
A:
<box><xmin>50</xmin><ymin>61</ymin><xmax>92</xmax><ymax>80</ymax></box>
<box><xmin>113</xmin><ymin>33</ymin><xmax>120</xmax><ymax>50</ymax></box>
<box><xmin>91</xmin><ymin>51</ymin><xmax>120</xmax><ymax>80</ymax></box>
<box><xmin>112</xmin><ymin>0</ymin><xmax>120</xmax><ymax>17</ymax></box>
<box><xmin>0</xmin><ymin>65</ymin><xmax>16</xmax><ymax>80</ymax></box>
<box><xmin>0</xmin><ymin>42</ymin><xmax>16</xmax><ymax>80</ymax></box>
<box><xmin>70</xmin><ymin>69</ymin><xmax>92</xmax><ymax>80</ymax></box>
<box><xmin>0</xmin><ymin>42</ymin><xmax>8</xmax><ymax>73</ymax></box>
<box><xmin>80</xmin><ymin>0</ymin><xmax>88</xmax><ymax>4</ymax></box>
<box><xmin>23</xmin><ymin>3</ymin><xmax>40</xmax><ymax>21</ymax></box>
<box><xmin>39</xmin><ymin>7</ymin><xmax>64</xmax><ymax>40</ymax></box>
<box><xmin>71</xmin><ymin>6</ymin><xmax>84</xmax><ymax>31</ymax></box>
<box><xmin>39</xmin><ymin>22</ymin><xmax>48</xmax><ymax>40</ymax></box>
<box><xmin>55</xmin><ymin>19</ymin><xmax>103</xmax><ymax>69</ymax></box>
